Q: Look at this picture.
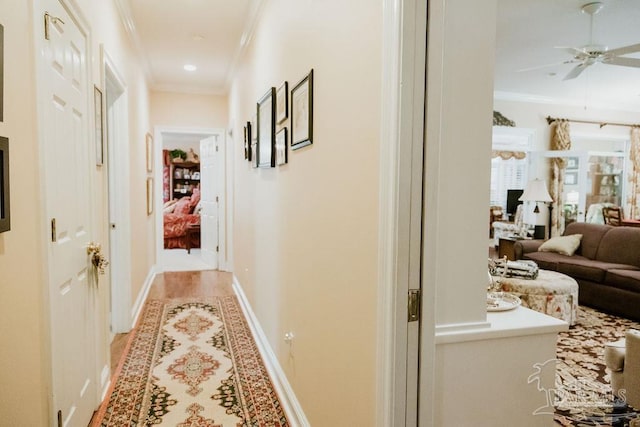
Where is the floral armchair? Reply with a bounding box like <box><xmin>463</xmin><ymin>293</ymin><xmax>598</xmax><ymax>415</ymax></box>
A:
<box><xmin>491</xmin><ymin>204</ymin><xmax>524</xmax><ymax>247</ymax></box>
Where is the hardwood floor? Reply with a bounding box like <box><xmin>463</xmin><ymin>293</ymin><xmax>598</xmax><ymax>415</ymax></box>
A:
<box><xmin>109</xmin><ymin>270</ymin><xmax>234</xmax><ymax>375</ymax></box>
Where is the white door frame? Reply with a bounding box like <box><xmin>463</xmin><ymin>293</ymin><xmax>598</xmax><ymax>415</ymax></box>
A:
<box><xmin>102</xmin><ymin>47</ymin><xmax>132</xmax><ymax>334</ymax></box>
<box><xmin>154</xmin><ymin>126</ymin><xmax>229</xmax><ymax>271</ymax></box>
<box><xmin>377</xmin><ymin>0</ymin><xmax>429</xmax><ymax>426</ymax></box>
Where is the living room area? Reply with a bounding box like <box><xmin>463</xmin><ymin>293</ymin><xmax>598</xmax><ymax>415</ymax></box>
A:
<box><xmin>489</xmin><ymin>0</ymin><xmax>640</xmax><ymax>424</ymax></box>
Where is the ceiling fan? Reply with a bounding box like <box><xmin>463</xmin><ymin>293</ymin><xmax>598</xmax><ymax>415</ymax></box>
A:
<box><xmin>522</xmin><ymin>1</ymin><xmax>640</xmax><ymax>80</ymax></box>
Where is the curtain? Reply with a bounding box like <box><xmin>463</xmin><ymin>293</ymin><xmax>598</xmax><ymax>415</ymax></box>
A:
<box><xmin>627</xmin><ymin>127</ymin><xmax>640</xmax><ymax>219</ymax></box>
<box><xmin>549</xmin><ymin>120</ymin><xmax>571</xmax><ymax>237</ymax></box>
<box><xmin>491</xmin><ymin>150</ymin><xmax>527</xmax><ymax>160</ymax></box>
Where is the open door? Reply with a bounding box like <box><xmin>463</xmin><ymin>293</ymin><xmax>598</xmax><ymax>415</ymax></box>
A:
<box><xmin>200</xmin><ymin>136</ymin><xmax>220</xmax><ymax>269</ymax></box>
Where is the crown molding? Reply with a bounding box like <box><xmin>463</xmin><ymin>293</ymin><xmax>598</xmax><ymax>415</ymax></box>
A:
<box><xmin>494</xmin><ymin>90</ymin><xmax>640</xmax><ymax>113</ymax></box>
<box><xmin>224</xmin><ymin>0</ymin><xmax>266</xmax><ymax>90</ymax></box>
<box><xmin>113</xmin><ymin>0</ymin><xmax>154</xmax><ymax>84</ymax></box>
<box><xmin>151</xmin><ymin>82</ymin><xmax>227</xmax><ymax>96</ymax></box>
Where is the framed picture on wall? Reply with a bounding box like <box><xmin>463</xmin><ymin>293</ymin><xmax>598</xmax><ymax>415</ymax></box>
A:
<box><xmin>244</xmin><ymin>121</ymin><xmax>253</xmax><ymax>161</ymax></box>
<box><xmin>275</xmin><ymin>127</ymin><xmax>288</xmax><ymax>166</ymax></box>
<box><xmin>0</xmin><ymin>136</ymin><xmax>10</xmax><ymax>233</ymax></box>
<box><xmin>146</xmin><ymin>177</ymin><xmax>154</xmax><ymax>215</ymax></box>
<box><xmin>257</xmin><ymin>87</ymin><xmax>276</xmax><ymax>168</ymax></box>
<box><xmin>94</xmin><ymin>86</ymin><xmax>104</xmax><ymax>166</ymax></box>
<box><xmin>565</xmin><ymin>172</ymin><xmax>578</xmax><ymax>185</ymax></box>
<box><xmin>145</xmin><ymin>133</ymin><xmax>153</xmax><ymax>173</ymax></box>
<box><xmin>250</xmin><ymin>115</ymin><xmax>258</xmax><ymax>168</ymax></box>
<box><xmin>291</xmin><ymin>69</ymin><xmax>313</xmax><ymax>150</ymax></box>
<box><xmin>276</xmin><ymin>81</ymin><xmax>288</xmax><ymax>124</ymax></box>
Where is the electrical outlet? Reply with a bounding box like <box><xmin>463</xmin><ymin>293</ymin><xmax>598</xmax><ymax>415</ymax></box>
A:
<box><xmin>284</xmin><ymin>332</ymin><xmax>295</xmax><ymax>343</ymax></box>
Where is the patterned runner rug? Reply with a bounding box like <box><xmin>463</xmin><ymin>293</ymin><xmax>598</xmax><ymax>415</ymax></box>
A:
<box><xmin>555</xmin><ymin>306</ymin><xmax>640</xmax><ymax>426</ymax></box>
<box><xmin>92</xmin><ymin>297</ymin><xmax>289</xmax><ymax>426</ymax></box>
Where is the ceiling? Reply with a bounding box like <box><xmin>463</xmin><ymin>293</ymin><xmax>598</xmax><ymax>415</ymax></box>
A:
<box><xmin>120</xmin><ymin>0</ymin><xmax>640</xmax><ymax>109</ymax></box>
<box><xmin>118</xmin><ymin>0</ymin><xmax>256</xmax><ymax>94</ymax></box>
<box><xmin>495</xmin><ymin>0</ymin><xmax>640</xmax><ymax>111</ymax></box>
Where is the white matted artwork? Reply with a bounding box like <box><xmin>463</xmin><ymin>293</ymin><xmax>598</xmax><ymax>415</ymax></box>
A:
<box><xmin>275</xmin><ymin>127</ymin><xmax>288</xmax><ymax>166</ymax></box>
<box><xmin>251</xmin><ymin>115</ymin><xmax>258</xmax><ymax>168</ymax></box>
<box><xmin>276</xmin><ymin>81</ymin><xmax>288</xmax><ymax>124</ymax></box>
<box><xmin>291</xmin><ymin>69</ymin><xmax>313</xmax><ymax>150</ymax></box>
<box><xmin>257</xmin><ymin>87</ymin><xmax>276</xmax><ymax>168</ymax></box>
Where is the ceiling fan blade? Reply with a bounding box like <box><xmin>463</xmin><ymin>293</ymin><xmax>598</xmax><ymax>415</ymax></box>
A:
<box><xmin>517</xmin><ymin>59</ymin><xmax>578</xmax><ymax>73</ymax></box>
<box><xmin>555</xmin><ymin>46</ymin><xmax>588</xmax><ymax>59</ymax></box>
<box><xmin>604</xmin><ymin>56</ymin><xmax>640</xmax><ymax>68</ymax></box>
<box><xmin>606</xmin><ymin>43</ymin><xmax>640</xmax><ymax>56</ymax></box>
<box><xmin>563</xmin><ymin>63</ymin><xmax>589</xmax><ymax>80</ymax></box>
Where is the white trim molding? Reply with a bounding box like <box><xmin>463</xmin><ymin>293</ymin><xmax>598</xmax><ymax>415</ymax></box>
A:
<box><xmin>232</xmin><ymin>276</ymin><xmax>310</xmax><ymax>427</ymax></box>
<box><xmin>130</xmin><ymin>266</ymin><xmax>157</xmax><ymax>329</ymax></box>
<box><xmin>378</xmin><ymin>0</ymin><xmax>428</xmax><ymax>425</ymax></box>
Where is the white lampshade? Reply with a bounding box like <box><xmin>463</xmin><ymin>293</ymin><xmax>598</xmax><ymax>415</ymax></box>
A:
<box><xmin>519</xmin><ymin>179</ymin><xmax>553</xmax><ymax>203</ymax></box>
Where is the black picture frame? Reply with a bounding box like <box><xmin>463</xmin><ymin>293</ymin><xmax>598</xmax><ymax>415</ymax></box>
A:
<box><xmin>0</xmin><ymin>136</ymin><xmax>10</xmax><ymax>233</ymax></box>
<box><xmin>257</xmin><ymin>87</ymin><xmax>276</xmax><ymax>168</ymax></box>
<box><xmin>276</xmin><ymin>81</ymin><xmax>288</xmax><ymax>124</ymax></box>
<box><xmin>244</xmin><ymin>121</ymin><xmax>253</xmax><ymax>161</ymax></box>
<box><xmin>276</xmin><ymin>127</ymin><xmax>288</xmax><ymax>166</ymax></box>
<box><xmin>291</xmin><ymin>69</ymin><xmax>313</xmax><ymax>150</ymax></box>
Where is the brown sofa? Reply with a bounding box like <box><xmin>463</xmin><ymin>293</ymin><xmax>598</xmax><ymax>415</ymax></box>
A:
<box><xmin>514</xmin><ymin>222</ymin><xmax>640</xmax><ymax>321</ymax></box>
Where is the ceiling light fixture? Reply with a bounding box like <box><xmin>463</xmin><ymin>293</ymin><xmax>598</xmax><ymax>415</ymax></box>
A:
<box><xmin>183</xmin><ymin>64</ymin><xmax>197</xmax><ymax>72</ymax></box>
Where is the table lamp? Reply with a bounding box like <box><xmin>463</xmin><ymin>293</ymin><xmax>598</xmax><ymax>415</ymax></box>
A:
<box><xmin>519</xmin><ymin>179</ymin><xmax>553</xmax><ymax>238</ymax></box>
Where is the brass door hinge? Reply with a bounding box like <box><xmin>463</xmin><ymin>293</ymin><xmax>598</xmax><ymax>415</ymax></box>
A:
<box><xmin>408</xmin><ymin>289</ymin><xmax>421</xmax><ymax>322</ymax></box>
<box><xmin>44</xmin><ymin>12</ymin><xmax>65</xmax><ymax>41</ymax></box>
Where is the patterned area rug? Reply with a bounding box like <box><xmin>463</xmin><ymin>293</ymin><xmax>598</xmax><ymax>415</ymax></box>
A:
<box><xmin>555</xmin><ymin>306</ymin><xmax>640</xmax><ymax>426</ymax></box>
<box><xmin>92</xmin><ymin>297</ymin><xmax>289</xmax><ymax>426</ymax></box>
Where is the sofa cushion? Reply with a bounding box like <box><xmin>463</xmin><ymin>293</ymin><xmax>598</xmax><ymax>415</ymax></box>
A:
<box><xmin>538</xmin><ymin>234</ymin><xmax>582</xmax><ymax>256</ymax></box>
<box><xmin>606</xmin><ymin>269</ymin><xmax>640</xmax><ymax>293</ymax></box>
<box><xmin>523</xmin><ymin>252</ymin><xmax>590</xmax><ymax>271</ymax></box>
<box><xmin>562</xmin><ymin>222</ymin><xmax>612</xmax><ymax>259</ymax></box>
<box><xmin>596</xmin><ymin>226</ymin><xmax>640</xmax><ymax>268</ymax></box>
<box><xmin>558</xmin><ymin>260</ymin><xmax>639</xmax><ymax>284</ymax></box>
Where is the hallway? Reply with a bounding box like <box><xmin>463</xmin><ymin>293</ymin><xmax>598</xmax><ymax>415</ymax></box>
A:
<box><xmin>109</xmin><ymin>270</ymin><xmax>233</xmax><ymax>376</ymax></box>
<box><xmin>98</xmin><ymin>270</ymin><xmax>289</xmax><ymax>426</ymax></box>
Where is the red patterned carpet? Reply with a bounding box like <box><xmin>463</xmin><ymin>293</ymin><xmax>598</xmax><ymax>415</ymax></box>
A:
<box><xmin>92</xmin><ymin>297</ymin><xmax>289</xmax><ymax>426</ymax></box>
<box><xmin>555</xmin><ymin>306</ymin><xmax>640</xmax><ymax>426</ymax></box>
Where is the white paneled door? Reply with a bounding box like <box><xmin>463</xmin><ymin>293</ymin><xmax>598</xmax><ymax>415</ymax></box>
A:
<box><xmin>40</xmin><ymin>1</ymin><xmax>98</xmax><ymax>426</ymax></box>
<box><xmin>200</xmin><ymin>136</ymin><xmax>220</xmax><ymax>269</ymax></box>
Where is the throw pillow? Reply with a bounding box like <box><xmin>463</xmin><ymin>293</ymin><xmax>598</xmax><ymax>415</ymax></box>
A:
<box><xmin>173</xmin><ymin>197</ymin><xmax>192</xmax><ymax>215</ymax></box>
<box><xmin>538</xmin><ymin>234</ymin><xmax>583</xmax><ymax>256</ymax></box>
<box><xmin>189</xmin><ymin>187</ymin><xmax>201</xmax><ymax>211</ymax></box>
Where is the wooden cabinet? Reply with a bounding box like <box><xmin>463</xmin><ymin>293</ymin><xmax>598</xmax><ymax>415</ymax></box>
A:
<box><xmin>171</xmin><ymin>162</ymin><xmax>200</xmax><ymax>199</ymax></box>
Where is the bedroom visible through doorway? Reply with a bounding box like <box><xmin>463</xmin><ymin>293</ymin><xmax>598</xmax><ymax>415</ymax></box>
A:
<box><xmin>156</xmin><ymin>129</ymin><xmax>223</xmax><ymax>272</ymax></box>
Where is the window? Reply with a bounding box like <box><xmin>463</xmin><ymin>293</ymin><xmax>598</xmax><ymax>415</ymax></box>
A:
<box><xmin>490</xmin><ymin>156</ymin><xmax>528</xmax><ymax>209</ymax></box>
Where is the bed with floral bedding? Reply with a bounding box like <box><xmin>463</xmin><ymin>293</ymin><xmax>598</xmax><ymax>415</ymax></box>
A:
<box><xmin>163</xmin><ymin>188</ymin><xmax>200</xmax><ymax>250</ymax></box>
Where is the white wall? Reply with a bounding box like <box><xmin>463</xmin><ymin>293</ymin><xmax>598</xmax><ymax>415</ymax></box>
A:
<box><xmin>0</xmin><ymin>1</ymin><xmax>153</xmax><ymax>424</ymax></box>
<box><xmin>229</xmin><ymin>0</ymin><xmax>382</xmax><ymax>424</ymax></box>
<box><xmin>0</xmin><ymin>4</ymin><xmax>48</xmax><ymax>425</ymax></box>
<box><xmin>150</xmin><ymin>91</ymin><xmax>228</xmax><ymax>129</ymax></box>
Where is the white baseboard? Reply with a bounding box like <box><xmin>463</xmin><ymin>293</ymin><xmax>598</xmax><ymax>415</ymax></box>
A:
<box><xmin>232</xmin><ymin>276</ymin><xmax>310</xmax><ymax>427</ymax></box>
<box><xmin>130</xmin><ymin>265</ymin><xmax>158</xmax><ymax>328</ymax></box>
<box><xmin>99</xmin><ymin>364</ymin><xmax>111</xmax><ymax>402</ymax></box>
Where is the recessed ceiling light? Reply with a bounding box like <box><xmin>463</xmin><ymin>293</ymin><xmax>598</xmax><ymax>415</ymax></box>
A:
<box><xmin>184</xmin><ymin>64</ymin><xmax>197</xmax><ymax>72</ymax></box>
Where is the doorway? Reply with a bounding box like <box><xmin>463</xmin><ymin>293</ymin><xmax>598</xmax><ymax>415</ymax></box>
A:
<box><xmin>103</xmin><ymin>49</ymin><xmax>132</xmax><ymax>335</ymax></box>
<box><xmin>154</xmin><ymin>127</ymin><xmax>226</xmax><ymax>272</ymax></box>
